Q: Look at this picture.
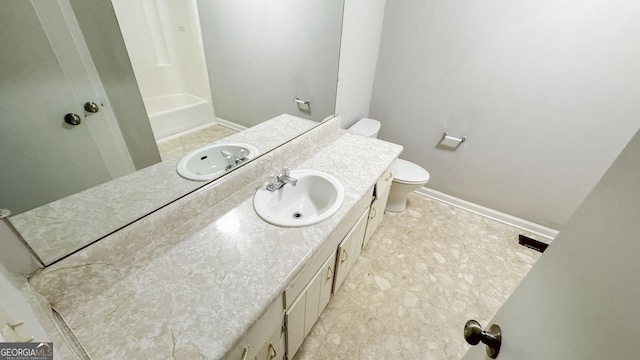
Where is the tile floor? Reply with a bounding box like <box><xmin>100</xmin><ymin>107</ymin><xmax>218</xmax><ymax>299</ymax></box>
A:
<box><xmin>156</xmin><ymin>125</ymin><xmax>238</xmax><ymax>161</ymax></box>
<box><xmin>295</xmin><ymin>192</ymin><xmax>543</xmax><ymax>359</ymax></box>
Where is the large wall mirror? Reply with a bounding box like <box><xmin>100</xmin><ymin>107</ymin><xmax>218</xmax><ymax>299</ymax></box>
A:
<box><xmin>0</xmin><ymin>0</ymin><xmax>344</xmax><ymax>265</ymax></box>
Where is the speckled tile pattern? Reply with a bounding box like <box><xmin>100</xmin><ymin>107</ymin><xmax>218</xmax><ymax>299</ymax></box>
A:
<box><xmin>27</xmin><ymin>118</ymin><xmax>404</xmax><ymax>360</ymax></box>
<box><xmin>157</xmin><ymin>124</ymin><xmax>238</xmax><ymax>161</ymax></box>
<box><xmin>295</xmin><ymin>193</ymin><xmax>542</xmax><ymax>360</ymax></box>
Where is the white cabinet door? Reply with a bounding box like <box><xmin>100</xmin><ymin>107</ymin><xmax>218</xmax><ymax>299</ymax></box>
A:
<box><xmin>334</xmin><ymin>236</ymin><xmax>351</xmax><ymax>293</ymax></box>
<box><xmin>286</xmin><ymin>260</ymin><xmax>329</xmax><ymax>359</ymax></box>
<box><xmin>318</xmin><ymin>251</ymin><xmax>337</xmax><ymax>314</ymax></box>
<box><xmin>303</xmin><ymin>270</ymin><xmax>322</xmax><ymax>338</ymax></box>
<box><xmin>334</xmin><ymin>209</ymin><xmax>369</xmax><ymax>292</ymax></box>
<box><xmin>363</xmin><ymin>183</ymin><xmax>390</xmax><ymax>248</ymax></box>
<box><xmin>363</xmin><ymin>167</ymin><xmax>393</xmax><ymax>248</ymax></box>
<box><xmin>285</xmin><ymin>292</ymin><xmax>306</xmax><ymax>359</ymax></box>
<box><xmin>285</xmin><ymin>251</ymin><xmax>338</xmax><ymax>359</ymax></box>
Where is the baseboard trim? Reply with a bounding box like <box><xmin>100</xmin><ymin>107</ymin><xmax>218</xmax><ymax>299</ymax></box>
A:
<box><xmin>415</xmin><ymin>187</ymin><xmax>558</xmax><ymax>242</ymax></box>
<box><xmin>216</xmin><ymin>117</ymin><xmax>247</xmax><ymax>132</ymax></box>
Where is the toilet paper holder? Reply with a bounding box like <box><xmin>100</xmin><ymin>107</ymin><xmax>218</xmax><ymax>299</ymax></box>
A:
<box><xmin>442</xmin><ymin>132</ymin><xmax>467</xmax><ymax>143</ymax></box>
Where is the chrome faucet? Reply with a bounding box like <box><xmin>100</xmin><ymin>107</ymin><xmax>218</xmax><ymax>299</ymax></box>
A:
<box><xmin>221</xmin><ymin>149</ymin><xmax>249</xmax><ymax>171</ymax></box>
<box><xmin>266</xmin><ymin>166</ymin><xmax>298</xmax><ymax>191</ymax></box>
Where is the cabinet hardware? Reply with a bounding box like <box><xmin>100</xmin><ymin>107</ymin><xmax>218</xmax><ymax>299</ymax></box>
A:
<box><xmin>369</xmin><ymin>207</ymin><xmax>377</xmax><ymax>220</ymax></box>
<box><xmin>241</xmin><ymin>345</ymin><xmax>250</xmax><ymax>360</ymax></box>
<box><xmin>385</xmin><ymin>172</ymin><xmax>393</xmax><ymax>181</ymax></box>
<box><xmin>268</xmin><ymin>343</ymin><xmax>277</xmax><ymax>359</ymax></box>
<box><xmin>8</xmin><ymin>321</ymin><xmax>24</xmax><ymax>329</ymax></box>
<box><xmin>327</xmin><ymin>266</ymin><xmax>334</xmax><ymax>280</ymax></box>
<box><xmin>341</xmin><ymin>249</ymin><xmax>348</xmax><ymax>263</ymax></box>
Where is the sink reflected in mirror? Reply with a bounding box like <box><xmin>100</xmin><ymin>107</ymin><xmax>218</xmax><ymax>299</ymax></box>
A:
<box><xmin>1</xmin><ymin>0</ymin><xmax>344</xmax><ymax>265</ymax></box>
<box><xmin>254</xmin><ymin>169</ymin><xmax>344</xmax><ymax>227</ymax></box>
<box><xmin>177</xmin><ymin>143</ymin><xmax>259</xmax><ymax>181</ymax></box>
<box><xmin>9</xmin><ymin>115</ymin><xmax>318</xmax><ymax>265</ymax></box>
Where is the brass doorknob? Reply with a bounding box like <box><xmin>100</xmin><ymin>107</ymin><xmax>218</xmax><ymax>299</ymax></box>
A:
<box><xmin>84</xmin><ymin>101</ymin><xmax>100</xmax><ymax>113</ymax></box>
<box><xmin>64</xmin><ymin>113</ymin><xmax>82</xmax><ymax>126</ymax></box>
<box><xmin>464</xmin><ymin>320</ymin><xmax>502</xmax><ymax>358</ymax></box>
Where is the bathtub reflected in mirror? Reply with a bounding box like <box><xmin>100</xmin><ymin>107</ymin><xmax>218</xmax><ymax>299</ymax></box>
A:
<box><xmin>145</xmin><ymin>94</ymin><xmax>215</xmax><ymax>141</ymax></box>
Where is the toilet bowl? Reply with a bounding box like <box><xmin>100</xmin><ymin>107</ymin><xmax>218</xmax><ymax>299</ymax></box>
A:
<box><xmin>386</xmin><ymin>158</ymin><xmax>430</xmax><ymax>212</ymax></box>
<box><xmin>347</xmin><ymin>118</ymin><xmax>430</xmax><ymax>212</ymax></box>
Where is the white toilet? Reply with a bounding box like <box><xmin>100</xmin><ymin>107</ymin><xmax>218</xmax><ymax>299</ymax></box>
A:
<box><xmin>348</xmin><ymin>118</ymin><xmax>430</xmax><ymax>212</ymax></box>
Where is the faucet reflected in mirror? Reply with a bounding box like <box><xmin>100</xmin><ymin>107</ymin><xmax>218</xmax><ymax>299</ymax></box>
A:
<box><xmin>0</xmin><ymin>0</ymin><xmax>344</xmax><ymax>265</ymax></box>
<box><xmin>221</xmin><ymin>149</ymin><xmax>249</xmax><ymax>171</ymax></box>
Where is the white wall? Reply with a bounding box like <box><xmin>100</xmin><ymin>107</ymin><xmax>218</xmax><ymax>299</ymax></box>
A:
<box><xmin>370</xmin><ymin>0</ymin><xmax>640</xmax><ymax>228</ymax></box>
<box><xmin>198</xmin><ymin>0</ymin><xmax>343</xmax><ymax>127</ymax></box>
<box><xmin>111</xmin><ymin>0</ymin><xmax>213</xmax><ymax>103</ymax></box>
<box><xmin>334</xmin><ymin>0</ymin><xmax>387</xmax><ymax>129</ymax></box>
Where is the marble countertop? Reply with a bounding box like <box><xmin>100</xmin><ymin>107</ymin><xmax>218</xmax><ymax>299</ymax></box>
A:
<box><xmin>12</xmin><ymin>114</ymin><xmax>316</xmax><ymax>265</ymax></box>
<box><xmin>27</xmin><ymin>125</ymin><xmax>402</xmax><ymax>359</ymax></box>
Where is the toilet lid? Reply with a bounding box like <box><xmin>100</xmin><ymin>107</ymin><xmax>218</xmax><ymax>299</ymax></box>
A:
<box><xmin>394</xmin><ymin>159</ymin><xmax>430</xmax><ymax>184</ymax></box>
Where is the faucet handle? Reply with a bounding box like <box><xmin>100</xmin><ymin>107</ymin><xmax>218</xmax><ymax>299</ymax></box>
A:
<box><xmin>268</xmin><ymin>174</ymin><xmax>277</xmax><ymax>185</ymax></box>
<box><xmin>282</xmin><ymin>166</ymin><xmax>290</xmax><ymax>176</ymax></box>
<box><xmin>221</xmin><ymin>150</ymin><xmax>232</xmax><ymax>159</ymax></box>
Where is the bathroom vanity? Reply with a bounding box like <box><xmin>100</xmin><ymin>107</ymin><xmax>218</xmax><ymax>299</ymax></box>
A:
<box><xmin>26</xmin><ymin>117</ymin><xmax>402</xmax><ymax>359</ymax></box>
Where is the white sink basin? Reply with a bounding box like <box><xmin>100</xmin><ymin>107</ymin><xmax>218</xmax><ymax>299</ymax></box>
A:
<box><xmin>254</xmin><ymin>169</ymin><xmax>345</xmax><ymax>227</ymax></box>
<box><xmin>177</xmin><ymin>142</ymin><xmax>259</xmax><ymax>181</ymax></box>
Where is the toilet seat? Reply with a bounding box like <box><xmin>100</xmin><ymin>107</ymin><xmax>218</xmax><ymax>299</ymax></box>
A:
<box><xmin>393</xmin><ymin>159</ymin><xmax>430</xmax><ymax>185</ymax></box>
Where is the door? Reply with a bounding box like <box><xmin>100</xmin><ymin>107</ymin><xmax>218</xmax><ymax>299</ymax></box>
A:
<box><xmin>462</xmin><ymin>129</ymin><xmax>640</xmax><ymax>359</ymax></box>
<box><xmin>0</xmin><ymin>0</ymin><xmax>134</xmax><ymax>215</ymax></box>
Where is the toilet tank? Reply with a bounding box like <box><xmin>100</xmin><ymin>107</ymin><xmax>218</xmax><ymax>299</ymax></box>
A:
<box><xmin>348</xmin><ymin>118</ymin><xmax>381</xmax><ymax>138</ymax></box>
